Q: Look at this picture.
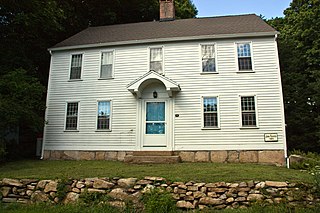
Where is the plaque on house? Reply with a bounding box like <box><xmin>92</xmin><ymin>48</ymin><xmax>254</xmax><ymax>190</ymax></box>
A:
<box><xmin>264</xmin><ymin>133</ymin><xmax>278</xmax><ymax>142</ymax></box>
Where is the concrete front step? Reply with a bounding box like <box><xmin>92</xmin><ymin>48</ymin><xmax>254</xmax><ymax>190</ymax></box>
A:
<box><xmin>132</xmin><ymin>151</ymin><xmax>174</xmax><ymax>156</ymax></box>
<box><xmin>124</xmin><ymin>155</ymin><xmax>181</xmax><ymax>164</ymax></box>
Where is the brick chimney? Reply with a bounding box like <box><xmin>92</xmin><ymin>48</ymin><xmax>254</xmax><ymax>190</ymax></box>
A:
<box><xmin>159</xmin><ymin>0</ymin><xmax>175</xmax><ymax>21</ymax></box>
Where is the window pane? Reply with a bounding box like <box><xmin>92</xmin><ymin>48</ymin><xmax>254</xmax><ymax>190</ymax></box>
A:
<box><xmin>202</xmin><ymin>58</ymin><xmax>216</xmax><ymax>72</ymax></box>
<box><xmin>66</xmin><ymin>102</ymin><xmax>78</xmax><ymax>130</ymax></box>
<box><xmin>97</xmin><ymin>101</ymin><xmax>110</xmax><ymax>130</ymax></box>
<box><xmin>101</xmin><ymin>52</ymin><xmax>113</xmax><ymax>65</ymax></box>
<box><xmin>241</xmin><ymin>97</ymin><xmax>255</xmax><ymax>111</ymax></box>
<box><xmin>241</xmin><ymin>96</ymin><xmax>256</xmax><ymax>127</ymax></box>
<box><xmin>204</xmin><ymin>113</ymin><xmax>218</xmax><ymax>127</ymax></box>
<box><xmin>146</xmin><ymin>123</ymin><xmax>165</xmax><ymax>134</ymax></box>
<box><xmin>238</xmin><ymin>57</ymin><xmax>252</xmax><ymax>70</ymax></box>
<box><xmin>100</xmin><ymin>65</ymin><xmax>112</xmax><ymax>78</ymax></box>
<box><xmin>237</xmin><ymin>43</ymin><xmax>251</xmax><ymax>57</ymax></box>
<box><xmin>150</xmin><ymin>61</ymin><xmax>163</xmax><ymax>73</ymax></box>
<box><xmin>146</xmin><ymin>102</ymin><xmax>165</xmax><ymax>121</ymax></box>
<box><xmin>237</xmin><ymin>43</ymin><xmax>252</xmax><ymax>70</ymax></box>
<box><xmin>150</xmin><ymin>48</ymin><xmax>163</xmax><ymax>73</ymax></box>
<box><xmin>203</xmin><ymin>97</ymin><xmax>217</xmax><ymax>112</ymax></box>
<box><xmin>202</xmin><ymin>45</ymin><xmax>215</xmax><ymax>72</ymax></box>
<box><xmin>70</xmin><ymin>54</ymin><xmax>82</xmax><ymax>79</ymax></box>
<box><xmin>203</xmin><ymin>97</ymin><xmax>218</xmax><ymax>128</ymax></box>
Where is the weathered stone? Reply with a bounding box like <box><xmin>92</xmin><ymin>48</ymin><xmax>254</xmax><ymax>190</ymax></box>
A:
<box><xmin>12</xmin><ymin>187</ymin><xmax>18</xmax><ymax>194</ymax></box>
<box><xmin>87</xmin><ymin>188</ymin><xmax>106</xmax><ymax>193</ymax></box>
<box><xmin>235</xmin><ymin>197</ymin><xmax>246</xmax><ymax>202</ymax></box>
<box><xmin>26</xmin><ymin>190</ymin><xmax>33</xmax><ymax>196</ymax></box>
<box><xmin>179</xmin><ymin>152</ymin><xmax>195</xmax><ymax>162</ymax></box>
<box><xmin>117</xmin><ymin>151</ymin><xmax>127</xmax><ymax>161</ymax></box>
<box><xmin>103</xmin><ymin>152</ymin><xmax>117</xmax><ymax>160</ymax></box>
<box><xmin>79</xmin><ymin>151</ymin><xmax>95</xmax><ymax>160</ymax></box>
<box><xmin>72</xmin><ymin>188</ymin><xmax>81</xmax><ymax>193</ymax></box>
<box><xmin>238</xmin><ymin>187</ymin><xmax>251</xmax><ymax>192</ymax></box>
<box><xmin>265</xmin><ymin>181</ymin><xmax>287</xmax><ymax>188</ymax></box>
<box><xmin>199</xmin><ymin>197</ymin><xmax>224</xmax><ymax>205</ymax></box>
<box><xmin>194</xmin><ymin>183</ymin><xmax>206</xmax><ymax>187</ymax></box>
<box><xmin>193</xmin><ymin>191</ymin><xmax>206</xmax><ymax>199</ymax></box>
<box><xmin>207</xmin><ymin>188</ymin><xmax>227</xmax><ymax>193</ymax></box>
<box><xmin>247</xmin><ymin>181</ymin><xmax>255</xmax><ymax>188</ymax></box>
<box><xmin>205</xmin><ymin>182</ymin><xmax>227</xmax><ymax>188</ymax></box>
<box><xmin>95</xmin><ymin>152</ymin><xmax>105</xmax><ymax>160</ymax></box>
<box><xmin>198</xmin><ymin>205</ymin><xmax>208</xmax><ymax>210</ymax></box>
<box><xmin>50</xmin><ymin>150</ymin><xmax>62</xmax><ymax>160</ymax></box>
<box><xmin>37</xmin><ymin>180</ymin><xmax>49</xmax><ymax>189</ymax></box>
<box><xmin>63</xmin><ymin>192</ymin><xmax>79</xmax><ymax>204</ymax></box>
<box><xmin>76</xmin><ymin>182</ymin><xmax>85</xmax><ymax>188</ymax></box>
<box><xmin>187</xmin><ymin>185</ymin><xmax>198</xmax><ymax>191</ymax></box>
<box><xmin>136</xmin><ymin>180</ymin><xmax>152</xmax><ymax>185</ymax></box>
<box><xmin>184</xmin><ymin>195</ymin><xmax>194</xmax><ymax>201</ymax></box>
<box><xmin>176</xmin><ymin>200</ymin><xmax>194</xmax><ymax>209</ymax></box>
<box><xmin>274</xmin><ymin>197</ymin><xmax>285</xmax><ymax>204</ymax></box>
<box><xmin>108</xmin><ymin>201</ymin><xmax>126</xmax><ymax>208</ymax></box>
<box><xmin>17</xmin><ymin>198</ymin><xmax>29</xmax><ymax>204</ymax></box>
<box><xmin>27</xmin><ymin>185</ymin><xmax>35</xmax><ymax>190</ymax></box>
<box><xmin>108</xmin><ymin>188</ymin><xmax>130</xmax><ymax>200</ymax></box>
<box><xmin>210</xmin><ymin>151</ymin><xmax>228</xmax><ymax>163</ymax></box>
<box><xmin>134</xmin><ymin>185</ymin><xmax>142</xmax><ymax>190</ymax></box>
<box><xmin>44</xmin><ymin>181</ymin><xmax>58</xmax><ymax>193</ymax></box>
<box><xmin>215</xmin><ymin>204</ymin><xmax>227</xmax><ymax>209</ymax></box>
<box><xmin>178</xmin><ymin>184</ymin><xmax>187</xmax><ymax>189</ymax></box>
<box><xmin>118</xmin><ymin>178</ymin><xmax>137</xmax><ymax>188</ymax></box>
<box><xmin>2</xmin><ymin>178</ymin><xmax>23</xmax><ymax>187</ymax></box>
<box><xmin>238</xmin><ymin>182</ymin><xmax>247</xmax><ymax>188</ymax></box>
<box><xmin>227</xmin><ymin>151</ymin><xmax>240</xmax><ymax>163</ymax></box>
<box><xmin>31</xmin><ymin>191</ymin><xmax>49</xmax><ymax>203</ymax></box>
<box><xmin>226</xmin><ymin>197</ymin><xmax>234</xmax><ymax>203</ymax></box>
<box><xmin>247</xmin><ymin>194</ymin><xmax>264</xmax><ymax>201</ymax></box>
<box><xmin>0</xmin><ymin>186</ymin><xmax>11</xmax><ymax>197</ymax></box>
<box><xmin>43</xmin><ymin>150</ymin><xmax>51</xmax><ymax>159</ymax></box>
<box><xmin>141</xmin><ymin>184</ymin><xmax>155</xmax><ymax>193</ymax></box>
<box><xmin>207</xmin><ymin>192</ymin><xmax>218</xmax><ymax>197</ymax></box>
<box><xmin>93</xmin><ymin>179</ymin><xmax>114</xmax><ymax>189</ymax></box>
<box><xmin>195</xmin><ymin>151</ymin><xmax>209</xmax><ymax>162</ymax></box>
<box><xmin>61</xmin><ymin>151</ymin><xmax>79</xmax><ymax>160</ymax></box>
<box><xmin>20</xmin><ymin>179</ymin><xmax>38</xmax><ymax>185</ymax></box>
<box><xmin>144</xmin><ymin>176</ymin><xmax>165</xmax><ymax>181</ymax></box>
<box><xmin>258</xmin><ymin>150</ymin><xmax>285</xmax><ymax>166</ymax></box>
<box><xmin>2</xmin><ymin>197</ymin><xmax>17</xmax><ymax>203</ymax></box>
<box><xmin>238</xmin><ymin>191</ymin><xmax>248</xmax><ymax>197</ymax></box>
<box><xmin>54</xmin><ymin>197</ymin><xmax>59</xmax><ymax>203</ymax></box>
<box><xmin>186</xmin><ymin>191</ymin><xmax>193</xmax><ymax>196</ymax></box>
<box><xmin>219</xmin><ymin>194</ymin><xmax>227</xmax><ymax>200</ymax></box>
<box><xmin>230</xmin><ymin>183</ymin><xmax>239</xmax><ymax>188</ymax></box>
<box><xmin>239</xmin><ymin>151</ymin><xmax>258</xmax><ymax>163</ymax></box>
<box><xmin>49</xmin><ymin>192</ymin><xmax>56</xmax><ymax>198</ymax></box>
<box><xmin>255</xmin><ymin>182</ymin><xmax>266</xmax><ymax>189</ymax></box>
<box><xmin>173</xmin><ymin>187</ymin><xmax>186</xmax><ymax>194</ymax></box>
<box><xmin>172</xmin><ymin>193</ymin><xmax>180</xmax><ymax>200</ymax></box>
<box><xmin>265</xmin><ymin>198</ymin><xmax>274</xmax><ymax>204</ymax></box>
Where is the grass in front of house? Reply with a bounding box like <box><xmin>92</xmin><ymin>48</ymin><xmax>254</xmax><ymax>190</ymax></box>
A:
<box><xmin>0</xmin><ymin>160</ymin><xmax>312</xmax><ymax>183</ymax></box>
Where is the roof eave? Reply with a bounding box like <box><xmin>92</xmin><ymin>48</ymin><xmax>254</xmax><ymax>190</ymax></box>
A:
<box><xmin>48</xmin><ymin>31</ymin><xmax>278</xmax><ymax>52</ymax></box>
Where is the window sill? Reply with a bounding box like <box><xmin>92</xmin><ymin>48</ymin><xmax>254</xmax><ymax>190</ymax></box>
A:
<box><xmin>95</xmin><ymin>130</ymin><xmax>112</xmax><ymax>132</ymax></box>
<box><xmin>64</xmin><ymin>130</ymin><xmax>79</xmax><ymax>132</ymax></box>
<box><xmin>240</xmin><ymin>127</ymin><xmax>259</xmax><ymax>130</ymax></box>
<box><xmin>200</xmin><ymin>72</ymin><xmax>219</xmax><ymax>75</ymax></box>
<box><xmin>68</xmin><ymin>79</ymin><xmax>83</xmax><ymax>82</ymax></box>
<box><xmin>202</xmin><ymin>127</ymin><xmax>220</xmax><ymax>130</ymax></box>
<box><xmin>237</xmin><ymin>70</ymin><xmax>255</xmax><ymax>73</ymax></box>
<box><xmin>98</xmin><ymin>77</ymin><xmax>114</xmax><ymax>80</ymax></box>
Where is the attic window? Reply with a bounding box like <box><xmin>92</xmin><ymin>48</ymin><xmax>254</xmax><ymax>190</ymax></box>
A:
<box><xmin>150</xmin><ymin>47</ymin><xmax>163</xmax><ymax>74</ymax></box>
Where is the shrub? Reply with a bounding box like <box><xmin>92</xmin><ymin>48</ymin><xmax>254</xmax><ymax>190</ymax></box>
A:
<box><xmin>141</xmin><ymin>188</ymin><xmax>176</xmax><ymax>213</ymax></box>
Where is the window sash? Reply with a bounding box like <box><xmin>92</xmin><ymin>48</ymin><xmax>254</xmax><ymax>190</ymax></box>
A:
<box><xmin>150</xmin><ymin>48</ymin><xmax>163</xmax><ymax>73</ymax></box>
<box><xmin>66</xmin><ymin>102</ymin><xmax>78</xmax><ymax>130</ymax></box>
<box><xmin>70</xmin><ymin>54</ymin><xmax>82</xmax><ymax>79</ymax></box>
<box><xmin>201</xmin><ymin>45</ymin><xmax>216</xmax><ymax>72</ymax></box>
<box><xmin>237</xmin><ymin>43</ymin><xmax>252</xmax><ymax>71</ymax></box>
<box><xmin>203</xmin><ymin>97</ymin><xmax>218</xmax><ymax>128</ymax></box>
<box><xmin>241</xmin><ymin>96</ymin><xmax>257</xmax><ymax>127</ymax></box>
<box><xmin>97</xmin><ymin>101</ymin><xmax>111</xmax><ymax>130</ymax></box>
<box><xmin>100</xmin><ymin>52</ymin><xmax>113</xmax><ymax>78</ymax></box>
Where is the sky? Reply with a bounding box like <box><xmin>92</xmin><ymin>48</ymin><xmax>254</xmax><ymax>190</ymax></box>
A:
<box><xmin>192</xmin><ymin>0</ymin><xmax>292</xmax><ymax>19</ymax></box>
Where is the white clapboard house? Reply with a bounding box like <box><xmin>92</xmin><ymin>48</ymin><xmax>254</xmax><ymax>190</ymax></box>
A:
<box><xmin>42</xmin><ymin>0</ymin><xmax>287</xmax><ymax>165</ymax></box>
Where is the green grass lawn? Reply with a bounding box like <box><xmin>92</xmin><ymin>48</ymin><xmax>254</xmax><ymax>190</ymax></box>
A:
<box><xmin>0</xmin><ymin>160</ymin><xmax>312</xmax><ymax>183</ymax></box>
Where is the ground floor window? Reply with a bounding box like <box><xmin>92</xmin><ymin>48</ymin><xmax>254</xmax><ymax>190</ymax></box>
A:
<box><xmin>203</xmin><ymin>97</ymin><xmax>218</xmax><ymax>128</ymax></box>
<box><xmin>97</xmin><ymin>101</ymin><xmax>111</xmax><ymax>130</ymax></box>
<box><xmin>241</xmin><ymin>96</ymin><xmax>257</xmax><ymax>127</ymax></box>
<box><xmin>65</xmin><ymin>102</ymin><xmax>79</xmax><ymax>130</ymax></box>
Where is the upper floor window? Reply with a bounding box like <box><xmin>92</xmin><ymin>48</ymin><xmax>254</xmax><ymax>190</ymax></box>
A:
<box><xmin>70</xmin><ymin>54</ymin><xmax>82</xmax><ymax>79</ymax></box>
<box><xmin>237</xmin><ymin>43</ymin><xmax>252</xmax><ymax>71</ymax></box>
<box><xmin>97</xmin><ymin>101</ymin><xmax>111</xmax><ymax>130</ymax></box>
<box><xmin>100</xmin><ymin>51</ymin><xmax>114</xmax><ymax>79</ymax></box>
<box><xmin>203</xmin><ymin>97</ymin><xmax>219</xmax><ymax>128</ymax></box>
<box><xmin>201</xmin><ymin>44</ymin><xmax>216</xmax><ymax>72</ymax></box>
<box><xmin>241</xmin><ymin>96</ymin><xmax>257</xmax><ymax>127</ymax></box>
<box><xmin>65</xmin><ymin>102</ymin><xmax>79</xmax><ymax>130</ymax></box>
<box><xmin>150</xmin><ymin>47</ymin><xmax>163</xmax><ymax>74</ymax></box>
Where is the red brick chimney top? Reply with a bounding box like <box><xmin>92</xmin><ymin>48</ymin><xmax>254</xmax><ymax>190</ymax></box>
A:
<box><xmin>159</xmin><ymin>0</ymin><xmax>175</xmax><ymax>21</ymax></box>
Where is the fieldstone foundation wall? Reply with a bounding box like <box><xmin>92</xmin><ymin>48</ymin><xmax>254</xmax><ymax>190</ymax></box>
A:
<box><xmin>0</xmin><ymin>177</ymin><xmax>318</xmax><ymax>210</ymax></box>
<box><xmin>43</xmin><ymin>150</ymin><xmax>285</xmax><ymax>166</ymax></box>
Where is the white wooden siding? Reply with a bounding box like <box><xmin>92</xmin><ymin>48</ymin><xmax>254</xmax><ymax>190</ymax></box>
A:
<box><xmin>44</xmin><ymin>36</ymin><xmax>285</xmax><ymax>151</ymax></box>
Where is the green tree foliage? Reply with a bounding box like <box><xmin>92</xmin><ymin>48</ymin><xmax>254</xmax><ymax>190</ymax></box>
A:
<box><xmin>268</xmin><ymin>0</ymin><xmax>320</xmax><ymax>152</ymax></box>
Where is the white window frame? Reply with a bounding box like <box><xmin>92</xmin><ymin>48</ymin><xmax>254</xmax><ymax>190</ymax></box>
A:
<box><xmin>200</xmin><ymin>43</ymin><xmax>218</xmax><ymax>74</ymax></box>
<box><xmin>64</xmin><ymin>101</ymin><xmax>80</xmax><ymax>131</ymax></box>
<box><xmin>69</xmin><ymin>53</ymin><xmax>84</xmax><ymax>80</ymax></box>
<box><xmin>201</xmin><ymin>96</ymin><xmax>220</xmax><ymax>129</ymax></box>
<box><xmin>235</xmin><ymin>42</ymin><xmax>254</xmax><ymax>72</ymax></box>
<box><xmin>149</xmin><ymin>46</ymin><xmax>164</xmax><ymax>74</ymax></box>
<box><xmin>96</xmin><ymin>100</ymin><xmax>112</xmax><ymax>131</ymax></box>
<box><xmin>99</xmin><ymin>50</ymin><xmax>115</xmax><ymax>79</ymax></box>
<box><xmin>239</xmin><ymin>95</ymin><xmax>259</xmax><ymax>128</ymax></box>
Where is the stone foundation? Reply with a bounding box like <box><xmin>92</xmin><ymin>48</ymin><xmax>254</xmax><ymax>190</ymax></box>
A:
<box><xmin>43</xmin><ymin>150</ymin><xmax>285</xmax><ymax>166</ymax></box>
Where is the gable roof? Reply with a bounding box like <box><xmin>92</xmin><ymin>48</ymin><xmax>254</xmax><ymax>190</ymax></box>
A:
<box><xmin>51</xmin><ymin>14</ymin><xmax>277</xmax><ymax>51</ymax></box>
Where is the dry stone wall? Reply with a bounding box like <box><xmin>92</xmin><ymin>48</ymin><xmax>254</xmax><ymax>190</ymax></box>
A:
<box><xmin>0</xmin><ymin>177</ymin><xmax>318</xmax><ymax>210</ymax></box>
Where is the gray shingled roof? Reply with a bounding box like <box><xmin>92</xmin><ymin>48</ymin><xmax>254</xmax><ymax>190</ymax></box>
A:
<box><xmin>52</xmin><ymin>14</ymin><xmax>276</xmax><ymax>49</ymax></box>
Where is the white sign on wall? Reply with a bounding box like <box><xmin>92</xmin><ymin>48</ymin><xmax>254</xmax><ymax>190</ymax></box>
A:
<box><xmin>264</xmin><ymin>133</ymin><xmax>278</xmax><ymax>142</ymax></box>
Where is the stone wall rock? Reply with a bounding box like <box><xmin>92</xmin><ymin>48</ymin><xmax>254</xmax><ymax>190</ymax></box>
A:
<box><xmin>1</xmin><ymin>177</ymin><xmax>318</xmax><ymax>210</ymax></box>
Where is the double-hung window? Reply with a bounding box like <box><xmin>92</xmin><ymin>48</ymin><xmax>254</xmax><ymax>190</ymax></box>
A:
<box><xmin>97</xmin><ymin>101</ymin><xmax>111</xmax><ymax>130</ymax></box>
<box><xmin>70</xmin><ymin>54</ymin><xmax>82</xmax><ymax>79</ymax></box>
<box><xmin>150</xmin><ymin>47</ymin><xmax>163</xmax><ymax>74</ymax></box>
<box><xmin>100</xmin><ymin>51</ymin><xmax>114</xmax><ymax>78</ymax></box>
<box><xmin>201</xmin><ymin>44</ymin><xmax>216</xmax><ymax>72</ymax></box>
<box><xmin>65</xmin><ymin>102</ymin><xmax>79</xmax><ymax>130</ymax></box>
<box><xmin>241</xmin><ymin>96</ymin><xmax>257</xmax><ymax>127</ymax></box>
<box><xmin>203</xmin><ymin>97</ymin><xmax>219</xmax><ymax>128</ymax></box>
<box><xmin>237</xmin><ymin>43</ymin><xmax>252</xmax><ymax>71</ymax></box>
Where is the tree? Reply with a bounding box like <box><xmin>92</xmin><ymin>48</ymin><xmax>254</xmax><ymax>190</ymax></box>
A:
<box><xmin>268</xmin><ymin>0</ymin><xmax>320</xmax><ymax>152</ymax></box>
